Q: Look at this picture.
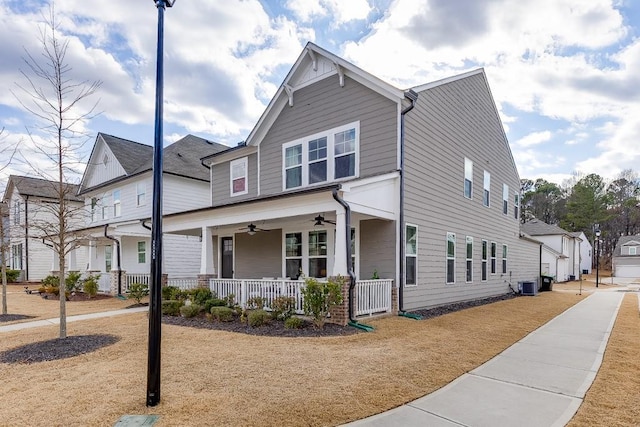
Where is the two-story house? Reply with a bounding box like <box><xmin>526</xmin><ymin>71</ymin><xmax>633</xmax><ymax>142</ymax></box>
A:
<box><xmin>521</xmin><ymin>219</ymin><xmax>582</xmax><ymax>282</ymax></box>
<box><xmin>161</xmin><ymin>42</ymin><xmax>540</xmax><ymax>320</ymax></box>
<box><xmin>75</xmin><ymin>133</ymin><xmax>227</xmax><ymax>292</ymax></box>
<box><xmin>612</xmin><ymin>235</ymin><xmax>640</xmax><ymax>278</ymax></box>
<box><xmin>3</xmin><ymin>175</ymin><xmax>84</xmax><ymax>281</ymax></box>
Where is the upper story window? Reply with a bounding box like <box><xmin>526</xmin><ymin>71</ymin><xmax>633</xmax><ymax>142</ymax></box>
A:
<box><xmin>113</xmin><ymin>189</ymin><xmax>121</xmax><ymax>217</ymax></box>
<box><xmin>101</xmin><ymin>194</ymin><xmax>111</xmax><ymax>220</ymax></box>
<box><xmin>13</xmin><ymin>201</ymin><xmax>20</xmax><ymax>225</ymax></box>
<box><xmin>230</xmin><ymin>157</ymin><xmax>248</xmax><ymax>196</ymax></box>
<box><xmin>136</xmin><ymin>183</ymin><xmax>146</xmax><ymax>206</ymax></box>
<box><xmin>282</xmin><ymin>122</ymin><xmax>359</xmax><ymax>190</ymax></box>
<box><xmin>90</xmin><ymin>197</ymin><xmax>98</xmax><ymax>222</ymax></box>
<box><xmin>483</xmin><ymin>171</ymin><xmax>490</xmax><ymax>207</ymax></box>
<box><xmin>502</xmin><ymin>184</ymin><xmax>509</xmax><ymax>215</ymax></box>
<box><xmin>464</xmin><ymin>158</ymin><xmax>473</xmax><ymax>199</ymax></box>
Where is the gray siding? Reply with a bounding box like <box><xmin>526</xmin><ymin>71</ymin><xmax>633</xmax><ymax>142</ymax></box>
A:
<box><xmin>259</xmin><ymin>74</ymin><xmax>398</xmax><ymax>196</ymax></box>
<box><xmin>234</xmin><ymin>230</ymin><xmax>282</xmax><ymax>278</ymax></box>
<box><xmin>402</xmin><ymin>72</ymin><xmax>524</xmax><ymax>310</ymax></box>
<box><xmin>211</xmin><ymin>153</ymin><xmax>258</xmax><ymax>206</ymax></box>
<box><xmin>359</xmin><ymin>219</ymin><xmax>396</xmax><ymax>280</ymax></box>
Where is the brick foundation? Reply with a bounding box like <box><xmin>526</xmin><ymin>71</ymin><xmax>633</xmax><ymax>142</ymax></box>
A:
<box><xmin>327</xmin><ymin>277</ymin><xmax>351</xmax><ymax>326</ymax></box>
<box><xmin>109</xmin><ymin>270</ymin><xmax>125</xmax><ymax>296</ymax></box>
<box><xmin>197</xmin><ymin>274</ymin><xmax>217</xmax><ymax>288</ymax></box>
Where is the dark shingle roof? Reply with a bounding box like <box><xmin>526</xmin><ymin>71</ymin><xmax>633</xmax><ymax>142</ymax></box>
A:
<box><xmin>520</xmin><ymin>219</ymin><xmax>570</xmax><ymax>236</ymax></box>
<box><xmin>100</xmin><ymin>133</ymin><xmax>153</xmax><ymax>175</ymax></box>
<box><xmin>613</xmin><ymin>235</ymin><xmax>640</xmax><ymax>257</ymax></box>
<box><xmin>8</xmin><ymin>175</ymin><xmax>82</xmax><ymax>202</ymax></box>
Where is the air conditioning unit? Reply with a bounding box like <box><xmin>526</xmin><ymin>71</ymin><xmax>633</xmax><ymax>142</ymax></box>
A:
<box><xmin>520</xmin><ymin>281</ymin><xmax>537</xmax><ymax>296</ymax></box>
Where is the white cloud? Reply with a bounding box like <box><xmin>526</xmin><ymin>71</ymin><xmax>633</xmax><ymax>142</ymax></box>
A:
<box><xmin>515</xmin><ymin>131</ymin><xmax>552</xmax><ymax>147</ymax></box>
<box><xmin>285</xmin><ymin>0</ymin><xmax>371</xmax><ymax>24</ymax></box>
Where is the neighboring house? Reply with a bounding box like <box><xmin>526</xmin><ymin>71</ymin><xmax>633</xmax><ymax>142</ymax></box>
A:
<box><xmin>612</xmin><ymin>236</ymin><xmax>640</xmax><ymax>278</ymax></box>
<box><xmin>2</xmin><ymin>175</ymin><xmax>84</xmax><ymax>281</ymax></box>
<box><xmin>1</xmin><ymin>201</ymin><xmax>8</xmax><ymax>268</ymax></box>
<box><xmin>521</xmin><ymin>219</ymin><xmax>582</xmax><ymax>281</ymax></box>
<box><xmin>571</xmin><ymin>231</ymin><xmax>592</xmax><ymax>274</ymax></box>
<box><xmin>74</xmin><ymin>133</ymin><xmax>228</xmax><ymax>292</ymax></box>
<box><xmin>162</xmin><ymin>42</ymin><xmax>540</xmax><ymax>318</ymax></box>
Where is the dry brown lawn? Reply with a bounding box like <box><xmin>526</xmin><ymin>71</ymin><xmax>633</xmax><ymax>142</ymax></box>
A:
<box><xmin>0</xmin><ymin>289</ymin><xmax>591</xmax><ymax>427</ymax></box>
<box><xmin>568</xmin><ymin>292</ymin><xmax>640</xmax><ymax>427</ymax></box>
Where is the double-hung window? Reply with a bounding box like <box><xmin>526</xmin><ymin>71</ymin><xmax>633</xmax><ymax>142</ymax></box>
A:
<box><xmin>113</xmin><ymin>189</ymin><xmax>121</xmax><ymax>217</ymax></box>
<box><xmin>285</xmin><ymin>232</ymin><xmax>302</xmax><ymax>279</ymax></box>
<box><xmin>90</xmin><ymin>197</ymin><xmax>98</xmax><ymax>222</ymax></box>
<box><xmin>491</xmin><ymin>242</ymin><xmax>497</xmax><ymax>274</ymax></box>
<box><xmin>502</xmin><ymin>245</ymin><xmax>508</xmax><ymax>274</ymax></box>
<box><xmin>483</xmin><ymin>171</ymin><xmax>490</xmax><ymax>207</ymax></box>
<box><xmin>13</xmin><ymin>201</ymin><xmax>20</xmax><ymax>225</ymax></box>
<box><xmin>102</xmin><ymin>194</ymin><xmax>111</xmax><ymax>220</ymax></box>
<box><xmin>514</xmin><ymin>193</ymin><xmax>519</xmax><ymax>220</ymax></box>
<box><xmin>503</xmin><ymin>184</ymin><xmax>509</xmax><ymax>215</ymax></box>
<box><xmin>464</xmin><ymin>158</ymin><xmax>473</xmax><ymax>198</ymax></box>
<box><xmin>446</xmin><ymin>233</ymin><xmax>455</xmax><ymax>284</ymax></box>
<box><xmin>481</xmin><ymin>240</ymin><xmax>488</xmax><ymax>281</ymax></box>
<box><xmin>308</xmin><ymin>231</ymin><xmax>327</xmax><ymax>278</ymax></box>
<box><xmin>283</xmin><ymin>122</ymin><xmax>359</xmax><ymax>190</ymax></box>
<box><xmin>136</xmin><ymin>183</ymin><xmax>146</xmax><ymax>206</ymax></box>
<box><xmin>12</xmin><ymin>244</ymin><xmax>23</xmax><ymax>270</ymax></box>
<box><xmin>105</xmin><ymin>245</ymin><xmax>112</xmax><ymax>272</ymax></box>
<box><xmin>466</xmin><ymin>236</ymin><xmax>473</xmax><ymax>282</ymax></box>
<box><xmin>405</xmin><ymin>225</ymin><xmax>417</xmax><ymax>286</ymax></box>
<box><xmin>137</xmin><ymin>241</ymin><xmax>146</xmax><ymax>264</ymax></box>
<box><xmin>230</xmin><ymin>157</ymin><xmax>248</xmax><ymax>196</ymax></box>
<box><xmin>629</xmin><ymin>247</ymin><xmax>637</xmax><ymax>255</ymax></box>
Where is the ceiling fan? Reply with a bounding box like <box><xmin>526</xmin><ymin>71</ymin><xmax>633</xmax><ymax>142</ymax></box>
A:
<box><xmin>238</xmin><ymin>223</ymin><xmax>271</xmax><ymax>235</ymax></box>
<box><xmin>313</xmin><ymin>214</ymin><xmax>336</xmax><ymax>226</ymax></box>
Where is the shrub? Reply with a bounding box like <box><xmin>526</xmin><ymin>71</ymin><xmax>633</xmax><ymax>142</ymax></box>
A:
<box><xmin>162</xmin><ymin>300</ymin><xmax>183</xmax><ymax>316</ymax></box>
<box><xmin>225</xmin><ymin>293</ymin><xmax>236</xmax><ymax>307</ymax></box>
<box><xmin>271</xmin><ymin>296</ymin><xmax>296</xmax><ymax>320</ymax></box>
<box><xmin>180</xmin><ymin>303</ymin><xmax>201</xmax><ymax>318</ymax></box>
<box><xmin>162</xmin><ymin>285</ymin><xmax>180</xmax><ymax>301</ymax></box>
<box><xmin>301</xmin><ymin>276</ymin><xmax>344</xmax><ymax>329</ymax></box>
<box><xmin>65</xmin><ymin>271</ymin><xmax>83</xmax><ymax>292</ymax></box>
<box><xmin>43</xmin><ymin>284</ymin><xmax>59</xmax><ymax>296</ymax></box>
<box><xmin>248</xmin><ymin>309</ymin><xmax>271</xmax><ymax>327</ymax></box>
<box><xmin>210</xmin><ymin>306</ymin><xmax>234</xmax><ymax>322</ymax></box>
<box><xmin>6</xmin><ymin>269</ymin><xmax>20</xmax><ymax>283</ymax></box>
<box><xmin>188</xmin><ymin>288</ymin><xmax>213</xmax><ymax>306</ymax></box>
<box><xmin>41</xmin><ymin>275</ymin><xmax>60</xmax><ymax>287</ymax></box>
<box><xmin>284</xmin><ymin>316</ymin><xmax>304</xmax><ymax>329</ymax></box>
<box><xmin>83</xmin><ymin>274</ymin><xmax>100</xmax><ymax>298</ymax></box>
<box><xmin>128</xmin><ymin>283</ymin><xmax>149</xmax><ymax>304</ymax></box>
<box><xmin>246</xmin><ymin>296</ymin><xmax>265</xmax><ymax>310</ymax></box>
<box><xmin>203</xmin><ymin>297</ymin><xmax>227</xmax><ymax>313</ymax></box>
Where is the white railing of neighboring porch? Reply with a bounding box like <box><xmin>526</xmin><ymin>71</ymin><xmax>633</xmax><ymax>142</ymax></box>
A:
<box><xmin>355</xmin><ymin>279</ymin><xmax>393</xmax><ymax>316</ymax></box>
<box><xmin>125</xmin><ymin>274</ymin><xmax>150</xmax><ymax>293</ymax></box>
<box><xmin>167</xmin><ymin>278</ymin><xmax>198</xmax><ymax>289</ymax></box>
<box><xmin>98</xmin><ymin>274</ymin><xmax>111</xmax><ymax>293</ymax></box>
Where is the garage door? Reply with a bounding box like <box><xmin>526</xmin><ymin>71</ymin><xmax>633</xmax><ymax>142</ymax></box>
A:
<box><xmin>615</xmin><ymin>264</ymin><xmax>640</xmax><ymax>278</ymax></box>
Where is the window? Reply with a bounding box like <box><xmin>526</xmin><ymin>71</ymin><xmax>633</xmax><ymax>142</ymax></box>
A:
<box><xmin>466</xmin><ymin>236</ymin><xmax>473</xmax><ymax>282</ymax></box>
<box><xmin>105</xmin><ymin>245</ymin><xmax>112</xmax><ymax>272</ymax></box>
<box><xmin>514</xmin><ymin>193</ymin><xmax>519</xmax><ymax>220</ymax></box>
<box><xmin>283</xmin><ymin>122</ymin><xmax>359</xmax><ymax>190</ymax></box>
<box><xmin>90</xmin><ymin>197</ymin><xmax>98</xmax><ymax>222</ymax></box>
<box><xmin>12</xmin><ymin>244</ymin><xmax>23</xmax><ymax>270</ymax></box>
<box><xmin>446</xmin><ymin>233</ymin><xmax>455</xmax><ymax>284</ymax></box>
<box><xmin>308</xmin><ymin>137</ymin><xmax>327</xmax><ymax>184</ymax></box>
<box><xmin>503</xmin><ymin>184</ymin><xmax>509</xmax><ymax>215</ymax></box>
<box><xmin>285</xmin><ymin>232</ymin><xmax>302</xmax><ymax>279</ymax></box>
<box><xmin>464</xmin><ymin>158</ymin><xmax>473</xmax><ymax>199</ymax></box>
<box><xmin>350</xmin><ymin>228</ymin><xmax>356</xmax><ymax>273</ymax></box>
<box><xmin>137</xmin><ymin>241</ymin><xmax>146</xmax><ymax>264</ymax></box>
<box><xmin>491</xmin><ymin>242</ymin><xmax>497</xmax><ymax>274</ymax></box>
<box><xmin>308</xmin><ymin>231</ymin><xmax>327</xmax><ymax>278</ymax></box>
<box><xmin>629</xmin><ymin>247</ymin><xmax>637</xmax><ymax>256</ymax></box>
<box><xmin>13</xmin><ymin>201</ymin><xmax>20</xmax><ymax>225</ymax></box>
<box><xmin>137</xmin><ymin>183</ymin><xmax>146</xmax><ymax>206</ymax></box>
<box><xmin>483</xmin><ymin>171</ymin><xmax>490</xmax><ymax>207</ymax></box>
<box><xmin>502</xmin><ymin>245</ymin><xmax>508</xmax><ymax>274</ymax></box>
<box><xmin>113</xmin><ymin>189</ymin><xmax>121</xmax><ymax>217</ymax></box>
<box><xmin>405</xmin><ymin>225</ymin><xmax>417</xmax><ymax>286</ymax></box>
<box><xmin>102</xmin><ymin>194</ymin><xmax>111</xmax><ymax>220</ymax></box>
<box><xmin>230</xmin><ymin>157</ymin><xmax>248</xmax><ymax>196</ymax></box>
<box><xmin>481</xmin><ymin>240</ymin><xmax>488</xmax><ymax>281</ymax></box>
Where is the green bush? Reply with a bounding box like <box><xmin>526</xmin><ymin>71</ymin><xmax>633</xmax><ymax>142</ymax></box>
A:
<box><xmin>271</xmin><ymin>296</ymin><xmax>296</xmax><ymax>320</ymax></box>
<box><xmin>65</xmin><ymin>271</ymin><xmax>83</xmax><ymax>292</ymax></box>
<box><xmin>128</xmin><ymin>283</ymin><xmax>149</xmax><ymax>304</ymax></box>
<box><xmin>42</xmin><ymin>275</ymin><xmax>60</xmax><ymax>287</ymax></box>
<box><xmin>179</xmin><ymin>303</ymin><xmax>201</xmax><ymax>318</ymax></box>
<box><xmin>224</xmin><ymin>293</ymin><xmax>236</xmax><ymax>307</ymax></box>
<box><xmin>210</xmin><ymin>306</ymin><xmax>234</xmax><ymax>322</ymax></box>
<box><xmin>284</xmin><ymin>316</ymin><xmax>304</xmax><ymax>329</ymax></box>
<box><xmin>248</xmin><ymin>309</ymin><xmax>271</xmax><ymax>327</ymax></box>
<box><xmin>83</xmin><ymin>274</ymin><xmax>100</xmax><ymax>298</ymax></box>
<box><xmin>5</xmin><ymin>269</ymin><xmax>20</xmax><ymax>283</ymax></box>
<box><xmin>188</xmin><ymin>288</ymin><xmax>213</xmax><ymax>306</ymax></box>
<box><xmin>203</xmin><ymin>297</ymin><xmax>227</xmax><ymax>313</ymax></box>
<box><xmin>301</xmin><ymin>276</ymin><xmax>344</xmax><ymax>329</ymax></box>
<box><xmin>246</xmin><ymin>296</ymin><xmax>266</xmax><ymax>310</ymax></box>
<box><xmin>162</xmin><ymin>285</ymin><xmax>180</xmax><ymax>301</ymax></box>
<box><xmin>162</xmin><ymin>300</ymin><xmax>183</xmax><ymax>316</ymax></box>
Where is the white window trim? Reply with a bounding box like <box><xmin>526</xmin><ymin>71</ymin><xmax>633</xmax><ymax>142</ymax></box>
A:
<box><xmin>481</xmin><ymin>240</ymin><xmax>488</xmax><ymax>282</ymax></box>
<box><xmin>230</xmin><ymin>157</ymin><xmax>249</xmax><ymax>197</ymax></box>
<box><xmin>137</xmin><ymin>241</ymin><xmax>146</xmax><ymax>264</ymax></box>
<box><xmin>446</xmin><ymin>232</ymin><xmax>456</xmax><ymax>284</ymax></box>
<box><xmin>514</xmin><ymin>192</ymin><xmax>520</xmax><ymax>220</ymax></box>
<box><xmin>629</xmin><ymin>246</ymin><xmax>637</xmax><ymax>256</ymax></box>
<box><xmin>101</xmin><ymin>194</ymin><xmax>111</xmax><ymax>220</ymax></box>
<box><xmin>282</xmin><ymin>121</ymin><xmax>360</xmax><ymax>190</ymax></box>
<box><xmin>464</xmin><ymin>158</ymin><xmax>473</xmax><ymax>199</ymax></box>
<box><xmin>13</xmin><ymin>201</ymin><xmax>20</xmax><ymax>225</ymax></box>
<box><xmin>490</xmin><ymin>241</ymin><xmax>497</xmax><ymax>275</ymax></box>
<box><xmin>113</xmin><ymin>189</ymin><xmax>121</xmax><ymax>218</ymax></box>
<box><xmin>483</xmin><ymin>170</ymin><xmax>490</xmax><ymax>207</ymax></box>
<box><xmin>466</xmin><ymin>236</ymin><xmax>473</xmax><ymax>283</ymax></box>
<box><xmin>405</xmin><ymin>224</ymin><xmax>418</xmax><ymax>287</ymax></box>
<box><xmin>136</xmin><ymin>182</ymin><xmax>146</xmax><ymax>207</ymax></box>
<box><xmin>502</xmin><ymin>184</ymin><xmax>509</xmax><ymax>215</ymax></box>
<box><xmin>502</xmin><ymin>244</ymin><xmax>508</xmax><ymax>274</ymax></box>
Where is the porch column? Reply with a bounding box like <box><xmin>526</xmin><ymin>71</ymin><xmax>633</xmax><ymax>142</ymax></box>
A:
<box><xmin>333</xmin><ymin>211</ymin><xmax>348</xmax><ymax>276</ymax></box>
<box><xmin>68</xmin><ymin>249</ymin><xmax>77</xmax><ymax>271</ymax></box>
<box><xmin>88</xmin><ymin>240</ymin><xmax>96</xmax><ymax>271</ymax></box>
<box><xmin>200</xmin><ymin>226</ymin><xmax>215</xmax><ymax>275</ymax></box>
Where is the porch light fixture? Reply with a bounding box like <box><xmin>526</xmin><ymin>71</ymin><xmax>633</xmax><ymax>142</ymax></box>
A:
<box><xmin>247</xmin><ymin>224</ymin><xmax>257</xmax><ymax>236</ymax></box>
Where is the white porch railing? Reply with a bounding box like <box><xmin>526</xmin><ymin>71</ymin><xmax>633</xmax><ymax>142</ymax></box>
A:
<box><xmin>126</xmin><ymin>274</ymin><xmax>150</xmax><ymax>293</ymax></box>
<box><xmin>167</xmin><ymin>278</ymin><xmax>198</xmax><ymax>289</ymax></box>
<box><xmin>355</xmin><ymin>279</ymin><xmax>393</xmax><ymax>316</ymax></box>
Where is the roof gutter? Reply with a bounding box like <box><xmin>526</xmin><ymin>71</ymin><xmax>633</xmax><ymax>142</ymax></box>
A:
<box><xmin>103</xmin><ymin>224</ymin><xmax>123</xmax><ymax>296</ymax></box>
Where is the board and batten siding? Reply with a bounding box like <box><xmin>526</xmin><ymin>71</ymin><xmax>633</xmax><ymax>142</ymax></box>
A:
<box><xmin>258</xmin><ymin>74</ymin><xmax>398</xmax><ymax>197</ymax></box>
<box><xmin>234</xmin><ymin>230</ymin><xmax>282</xmax><ymax>278</ymax></box>
<box><xmin>359</xmin><ymin>219</ymin><xmax>396</xmax><ymax>281</ymax></box>
<box><xmin>83</xmin><ymin>138</ymin><xmax>126</xmax><ymax>189</ymax></box>
<box><xmin>211</xmin><ymin>153</ymin><xmax>258</xmax><ymax>206</ymax></box>
<box><xmin>401</xmin><ymin>71</ymin><xmax>532</xmax><ymax>310</ymax></box>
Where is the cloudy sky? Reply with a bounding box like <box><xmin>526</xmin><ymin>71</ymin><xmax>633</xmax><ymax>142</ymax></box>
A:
<box><xmin>0</xmin><ymin>0</ymin><xmax>638</xmax><ymax>188</ymax></box>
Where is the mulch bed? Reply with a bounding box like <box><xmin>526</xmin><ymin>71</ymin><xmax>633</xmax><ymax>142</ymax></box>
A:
<box><xmin>38</xmin><ymin>292</ymin><xmax>113</xmax><ymax>301</ymax></box>
<box><xmin>0</xmin><ymin>334</ymin><xmax>120</xmax><ymax>364</ymax></box>
<box><xmin>0</xmin><ymin>314</ymin><xmax>36</xmax><ymax>323</ymax></box>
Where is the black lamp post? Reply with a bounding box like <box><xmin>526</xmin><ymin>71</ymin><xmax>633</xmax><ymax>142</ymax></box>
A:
<box><xmin>595</xmin><ymin>228</ymin><xmax>601</xmax><ymax>288</ymax></box>
<box><xmin>147</xmin><ymin>0</ymin><xmax>175</xmax><ymax>408</ymax></box>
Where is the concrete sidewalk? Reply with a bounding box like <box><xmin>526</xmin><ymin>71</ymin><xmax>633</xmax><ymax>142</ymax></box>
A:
<box><xmin>0</xmin><ymin>306</ymin><xmax>148</xmax><ymax>333</ymax></box>
<box><xmin>346</xmin><ymin>291</ymin><xmax>624</xmax><ymax>427</ymax></box>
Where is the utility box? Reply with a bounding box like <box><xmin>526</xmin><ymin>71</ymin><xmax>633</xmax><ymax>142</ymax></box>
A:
<box><xmin>520</xmin><ymin>281</ymin><xmax>537</xmax><ymax>296</ymax></box>
<box><xmin>540</xmin><ymin>276</ymin><xmax>553</xmax><ymax>292</ymax></box>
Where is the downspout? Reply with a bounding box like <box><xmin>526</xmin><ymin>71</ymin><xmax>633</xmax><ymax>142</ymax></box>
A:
<box><xmin>104</xmin><ymin>224</ymin><xmax>123</xmax><ymax>297</ymax></box>
<box><xmin>24</xmin><ymin>195</ymin><xmax>29</xmax><ymax>281</ymax></box>
<box><xmin>332</xmin><ymin>188</ymin><xmax>374</xmax><ymax>332</ymax></box>
<box><xmin>539</xmin><ymin>243</ymin><xmax>543</xmax><ymax>291</ymax></box>
<box><xmin>398</xmin><ymin>89</ymin><xmax>422</xmax><ymax>319</ymax></box>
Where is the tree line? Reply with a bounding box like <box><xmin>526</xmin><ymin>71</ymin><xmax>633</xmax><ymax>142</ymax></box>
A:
<box><xmin>521</xmin><ymin>170</ymin><xmax>640</xmax><ymax>269</ymax></box>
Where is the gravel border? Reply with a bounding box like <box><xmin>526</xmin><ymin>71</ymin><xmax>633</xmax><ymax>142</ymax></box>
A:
<box><xmin>410</xmin><ymin>293</ymin><xmax>518</xmax><ymax>319</ymax></box>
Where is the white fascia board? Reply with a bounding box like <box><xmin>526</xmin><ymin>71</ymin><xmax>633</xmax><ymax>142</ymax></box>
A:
<box><xmin>412</xmin><ymin>68</ymin><xmax>485</xmax><ymax>92</ymax></box>
<box><xmin>207</xmin><ymin>146</ymin><xmax>258</xmax><ymax>166</ymax></box>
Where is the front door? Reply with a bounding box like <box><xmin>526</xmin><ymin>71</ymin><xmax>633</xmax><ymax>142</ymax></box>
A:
<box><xmin>221</xmin><ymin>237</ymin><xmax>233</xmax><ymax>278</ymax></box>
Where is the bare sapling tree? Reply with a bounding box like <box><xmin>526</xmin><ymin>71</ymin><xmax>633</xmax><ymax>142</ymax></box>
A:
<box><xmin>1</xmin><ymin>127</ymin><xmax>18</xmax><ymax>315</ymax></box>
<box><xmin>12</xmin><ymin>6</ymin><xmax>101</xmax><ymax>338</ymax></box>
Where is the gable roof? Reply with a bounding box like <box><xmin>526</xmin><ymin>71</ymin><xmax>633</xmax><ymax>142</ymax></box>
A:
<box><xmin>4</xmin><ymin>175</ymin><xmax>82</xmax><ymax>202</ymax></box>
<box><xmin>101</xmin><ymin>133</ymin><xmax>153</xmax><ymax>175</ymax></box>
<box><xmin>521</xmin><ymin>219</ymin><xmax>571</xmax><ymax>237</ymax></box>
<box><xmin>613</xmin><ymin>235</ymin><xmax>640</xmax><ymax>257</ymax></box>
